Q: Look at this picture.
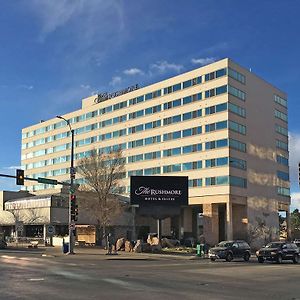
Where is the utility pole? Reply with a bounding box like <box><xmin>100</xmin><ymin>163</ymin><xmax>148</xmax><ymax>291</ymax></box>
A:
<box><xmin>57</xmin><ymin>115</ymin><xmax>76</xmax><ymax>255</ymax></box>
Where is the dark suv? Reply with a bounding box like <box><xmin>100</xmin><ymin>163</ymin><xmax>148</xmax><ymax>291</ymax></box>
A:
<box><xmin>208</xmin><ymin>240</ymin><xmax>251</xmax><ymax>262</ymax></box>
<box><xmin>256</xmin><ymin>242</ymin><xmax>299</xmax><ymax>264</ymax></box>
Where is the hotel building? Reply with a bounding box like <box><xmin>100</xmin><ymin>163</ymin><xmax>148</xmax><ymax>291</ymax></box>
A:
<box><xmin>21</xmin><ymin>58</ymin><xmax>290</xmax><ymax>245</ymax></box>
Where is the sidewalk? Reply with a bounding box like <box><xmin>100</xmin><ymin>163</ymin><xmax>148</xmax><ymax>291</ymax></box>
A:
<box><xmin>43</xmin><ymin>246</ymin><xmax>205</xmax><ymax>260</ymax></box>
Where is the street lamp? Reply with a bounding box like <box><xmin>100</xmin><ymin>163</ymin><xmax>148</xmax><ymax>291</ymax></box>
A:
<box><xmin>56</xmin><ymin>115</ymin><xmax>75</xmax><ymax>255</ymax></box>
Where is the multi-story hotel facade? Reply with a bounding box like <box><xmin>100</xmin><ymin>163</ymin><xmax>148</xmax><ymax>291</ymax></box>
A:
<box><xmin>21</xmin><ymin>58</ymin><xmax>290</xmax><ymax>245</ymax></box>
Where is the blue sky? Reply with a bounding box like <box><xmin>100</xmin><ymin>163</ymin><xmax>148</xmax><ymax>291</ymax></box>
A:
<box><xmin>0</xmin><ymin>0</ymin><xmax>300</xmax><ymax>208</ymax></box>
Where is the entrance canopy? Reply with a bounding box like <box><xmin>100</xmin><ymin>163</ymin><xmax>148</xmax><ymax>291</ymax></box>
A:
<box><xmin>0</xmin><ymin>211</ymin><xmax>15</xmax><ymax>225</ymax></box>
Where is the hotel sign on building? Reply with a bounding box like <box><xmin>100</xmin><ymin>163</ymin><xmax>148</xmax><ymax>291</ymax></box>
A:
<box><xmin>95</xmin><ymin>84</ymin><xmax>139</xmax><ymax>104</ymax></box>
<box><xmin>130</xmin><ymin>176</ymin><xmax>188</xmax><ymax>207</ymax></box>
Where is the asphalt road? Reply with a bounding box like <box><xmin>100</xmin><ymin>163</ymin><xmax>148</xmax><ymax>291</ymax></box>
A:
<box><xmin>1</xmin><ymin>250</ymin><xmax>300</xmax><ymax>300</ymax></box>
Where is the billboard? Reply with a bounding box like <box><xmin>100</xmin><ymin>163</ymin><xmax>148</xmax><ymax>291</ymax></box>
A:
<box><xmin>130</xmin><ymin>176</ymin><xmax>188</xmax><ymax>207</ymax></box>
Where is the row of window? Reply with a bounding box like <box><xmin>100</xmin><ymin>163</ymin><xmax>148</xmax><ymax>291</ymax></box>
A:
<box><xmin>22</xmin><ymin>65</ymin><xmax>246</xmax><ymax>140</ymax></box>
<box><xmin>23</xmin><ymin>83</ymin><xmax>247</xmax><ymax>150</ymax></box>
<box><xmin>24</xmin><ymin>97</ymin><xmax>249</xmax><ymax>151</ymax></box>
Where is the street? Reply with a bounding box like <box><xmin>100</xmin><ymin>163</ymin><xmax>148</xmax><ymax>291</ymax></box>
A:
<box><xmin>1</xmin><ymin>249</ymin><xmax>300</xmax><ymax>300</ymax></box>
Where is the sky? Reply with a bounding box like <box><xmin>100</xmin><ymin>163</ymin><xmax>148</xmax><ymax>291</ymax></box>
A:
<box><xmin>0</xmin><ymin>0</ymin><xmax>300</xmax><ymax>209</ymax></box>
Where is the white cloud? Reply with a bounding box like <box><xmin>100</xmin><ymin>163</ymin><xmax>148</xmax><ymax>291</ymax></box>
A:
<box><xmin>288</xmin><ymin>132</ymin><xmax>300</xmax><ymax>186</ymax></box>
<box><xmin>18</xmin><ymin>84</ymin><xmax>34</xmax><ymax>90</ymax></box>
<box><xmin>150</xmin><ymin>61</ymin><xmax>183</xmax><ymax>74</ymax></box>
<box><xmin>80</xmin><ymin>84</ymin><xmax>91</xmax><ymax>90</ymax></box>
<box><xmin>123</xmin><ymin>68</ymin><xmax>144</xmax><ymax>76</ymax></box>
<box><xmin>291</xmin><ymin>192</ymin><xmax>300</xmax><ymax>211</ymax></box>
<box><xmin>191</xmin><ymin>57</ymin><xmax>216</xmax><ymax>66</ymax></box>
<box><xmin>3</xmin><ymin>166</ymin><xmax>23</xmax><ymax>170</ymax></box>
<box><xmin>110</xmin><ymin>76</ymin><xmax>122</xmax><ymax>86</ymax></box>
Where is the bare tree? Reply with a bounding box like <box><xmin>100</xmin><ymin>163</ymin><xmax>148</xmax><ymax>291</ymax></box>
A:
<box><xmin>7</xmin><ymin>202</ymin><xmax>47</xmax><ymax>242</ymax></box>
<box><xmin>76</xmin><ymin>149</ymin><xmax>126</xmax><ymax>244</ymax></box>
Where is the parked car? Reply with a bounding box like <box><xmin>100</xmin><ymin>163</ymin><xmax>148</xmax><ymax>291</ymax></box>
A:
<box><xmin>294</xmin><ymin>240</ymin><xmax>300</xmax><ymax>249</ymax></box>
<box><xmin>256</xmin><ymin>241</ymin><xmax>299</xmax><ymax>264</ymax></box>
<box><xmin>208</xmin><ymin>240</ymin><xmax>251</xmax><ymax>262</ymax></box>
<box><xmin>0</xmin><ymin>239</ymin><xmax>7</xmax><ymax>249</ymax></box>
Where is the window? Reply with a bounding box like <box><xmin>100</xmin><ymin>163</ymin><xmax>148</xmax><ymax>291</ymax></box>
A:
<box><xmin>228</xmin><ymin>68</ymin><xmax>246</xmax><ymax>84</ymax></box>
<box><xmin>277</xmin><ymin>155</ymin><xmax>288</xmax><ymax>166</ymax></box>
<box><xmin>276</xmin><ymin>140</ymin><xmax>288</xmax><ymax>151</ymax></box>
<box><xmin>229</xmin><ymin>157</ymin><xmax>247</xmax><ymax>170</ymax></box>
<box><xmin>277</xmin><ymin>171</ymin><xmax>289</xmax><ymax>181</ymax></box>
<box><xmin>182</xmin><ymin>162</ymin><xmax>192</xmax><ymax>171</ymax></box>
<box><xmin>206</xmin><ymin>176</ymin><xmax>229</xmax><ymax>186</ymax></box>
<box><xmin>275</xmin><ymin>110</ymin><xmax>288</xmax><ymax>122</ymax></box>
<box><xmin>229</xmin><ymin>121</ymin><xmax>246</xmax><ymax>135</ymax></box>
<box><xmin>274</xmin><ymin>95</ymin><xmax>287</xmax><ymax>108</ymax></box>
<box><xmin>230</xmin><ymin>176</ymin><xmax>247</xmax><ymax>188</ymax></box>
<box><xmin>229</xmin><ymin>139</ymin><xmax>246</xmax><ymax>152</ymax></box>
<box><xmin>228</xmin><ymin>85</ymin><xmax>246</xmax><ymax>101</ymax></box>
<box><xmin>205</xmin><ymin>68</ymin><xmax>226</xmax><ymax>82</ymax></box>
<box><xmin>275</xmin><ymin>124</ymin><xmax>288</xmax><ymax>136</ymax></box>
<box><xmin>228</xmin><ymin>102</ymin><xmax>246</xmax><ymax>117</ymax></box>
<box><xmin>144</xmin><ymin>167</ymin><xmax>161</xmax><ymax>175</ymax></box>
<box><xmin>277</xmin><ymin>186</ymin><xmax>290</xmax><ymax>197</ymax></box>
<box><xmin>188</xmin><ymin>178</ymin><xmax>202</xmax><ymax>187</ymax></box>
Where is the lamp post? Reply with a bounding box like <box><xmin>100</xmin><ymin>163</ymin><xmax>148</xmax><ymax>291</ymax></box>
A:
<box><xmin>56</xmin><ymin>115</ymin><xmax>75</xmax><ymax>255</ymax></box>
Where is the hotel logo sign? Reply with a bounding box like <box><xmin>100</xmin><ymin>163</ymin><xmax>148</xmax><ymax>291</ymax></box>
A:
<box><xmin>130</xmin><ymin>176</ymin><xmax>188</xmax><ymax>206</ymax></box>
<box><xmin>94</xmin><ymin>84</ymin><xmax>139</xmax><ymax>104</ymax></box>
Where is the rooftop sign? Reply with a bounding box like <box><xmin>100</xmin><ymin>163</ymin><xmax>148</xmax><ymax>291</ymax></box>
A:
<box><xmin>94</xmin><ymin>84</ymin><xmax>139</xmax><ymax>104</ymax></box>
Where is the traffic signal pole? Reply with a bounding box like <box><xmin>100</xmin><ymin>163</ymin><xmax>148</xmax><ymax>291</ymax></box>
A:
<box><xmin>57</xmin><ymin>116</ymin><xmax>76</xmax><ymax>255</ymax></box>
<box><xmin>68</xmin><ymin>128</ymin><xmax>75</xmax><ymax>255</ymax></box>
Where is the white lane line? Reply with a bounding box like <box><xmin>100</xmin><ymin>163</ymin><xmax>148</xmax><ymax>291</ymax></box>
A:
<box><xmin>102</xmin><ymin>278</ymin><xmax>149</xmax><ymax>291</ymax></box>
<box><xmin>28</xmin><ymin>278</ymin><xmax>45</xmax><ymax>281</ymax></box>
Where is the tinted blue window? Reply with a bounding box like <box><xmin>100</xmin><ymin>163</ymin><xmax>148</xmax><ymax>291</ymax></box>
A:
<box><xmin>145</xmin><ymin>93</ymin><xmax>153</xmax><ymax>100</ymax></box>
<box><xmin>172</xmin><ymin>147</ymin><xmax>181</xmax><ymax>155</ymax></box>
<box><xmin>172</xmin><ymin>164</ymin><xmax>181</xmax><ymax>172</ymax></box>
<box><xmin>216</xmin><ymin>68</ymin><xmax>227</xmax><ymax>78</ymax></box>
<box><xmin>173</xmin><ymin>83</ymin><xmax>181</xmax><ymax>91</ymax></box>
<box><xmin>217</xmin><ymin>157</ymin><xmax>228</xmax><ymax>166</ymax></box>
<box><xmin>216</xmin><ymin>103</ymin><xmax>227</xmax><ymax>112</ymax></box>
<box><xmin>216</xmin><ymin>176</ymin><xmax>229</xmax><ymax>185</ymax></box>
<box><xmin>173</xmin><ymin>115</ymin><xmax>181</xmax><ymax>123</ymax></box>
<box><xmin>183</xmin><ymin>112</ymin><xmax>192</xmax><ymax>121</ymax></box>
<box><xmin>145</xmin><ymin>122</ymin><xmax>152</xmax><ymax>130</ymax></box>
<box><xmin>216</xmin><ymin>121</ymin><xmax>227</xmax><ymax>130</ymax></box>
<box><xmin>183</xmin><ymin>162</ymin><xmax>192</xmax><ymax>170</ymax></box>
<box><xmin>277</xmin><ymin>171</ymin><xmax>289</xmax><ymax>181</ymax></box>
<box><xmin>183</xmin><ymin>145</ymin><xmax>192</xmax><ymax>153</ymax></box>
<box><xmin>216</xmin><ymin>139</ymin><xmax>228</xmax><ymax>148</ymax></box>
<box><xmin>173</xmin><ymin>131</ymin><xmax>181</xmax><ymax>139</ymax></box>
<box><xmin>205</xmin><ymin>90</ymin><xmax>210</xmax><ymax>98</ymax></box>
<box><xmin>173</xmin><ymin>99</ymin><xmax>181</xmax><ymax>107</ymax></box>
<box><xmin>183</xmin><ymin>96</ymin><xmax>192</xmax><ymax>105</ymax></box>
<box><xmin>137</xmin><ymin>96</ymin><xmax>144</xmax><ymax>103</ymax></box>
<box><xmin>183</xmin><ymin>129</ymin><xmax>192</xmax><ymax>137</ymax></box>
<box><xmin>183</xmin><ymin>80</ymin><xmax>192</xmax><ymax>89</ymax></box>
<box><xmin>216</xmin><ymin>85</ymin><xmax>227</xmax><ymax>95</ymax></box>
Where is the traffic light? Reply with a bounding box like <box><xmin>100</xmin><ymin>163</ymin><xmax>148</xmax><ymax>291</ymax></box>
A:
<box><xmin>16</xmin><ymin>169</ymin><xmax>24</xmax><ymax>185</ymax></box>
<box><xmin>70</xmin><ymin>194</ymin><xmax>78</xmax><ymax>221</ymax></box>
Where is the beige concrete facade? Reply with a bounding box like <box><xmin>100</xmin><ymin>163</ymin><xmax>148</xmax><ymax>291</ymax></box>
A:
<box><xmin>21</xmin><ymin>58</ymin><xmax>290</xmax><ymax>245</ymax></box>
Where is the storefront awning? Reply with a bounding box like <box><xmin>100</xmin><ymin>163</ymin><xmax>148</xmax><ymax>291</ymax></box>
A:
<box><xmin>0</xmin><ymin>211</ymin><xmax>15</xmax><ymax>225</ymax></box>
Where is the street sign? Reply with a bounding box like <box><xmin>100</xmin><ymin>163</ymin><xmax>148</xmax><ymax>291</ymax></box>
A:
<box><xmin>47</xmin><ymin>225</ymin><xmax>55</xmax><ymax>236</ymax></box>
<box><xmin>38</xmin><ymin>177</ymin><xmax>58</xmax><ymax>185</ymax></box>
